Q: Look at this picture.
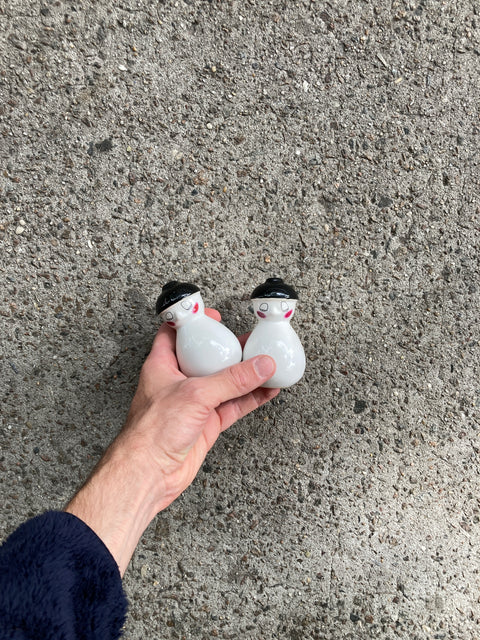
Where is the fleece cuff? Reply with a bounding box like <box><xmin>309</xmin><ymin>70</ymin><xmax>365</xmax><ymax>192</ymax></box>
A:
<box><xmin>0</xmin><ymin>511</ymin><xmax>127</xmax><ymax>640</ymax></box>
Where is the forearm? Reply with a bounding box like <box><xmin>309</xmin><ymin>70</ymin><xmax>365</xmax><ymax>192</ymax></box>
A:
<box><xmin>65</xmin><ymin>349</ymin><xmax>277</xmax><ymax>577</ymax></box>
<box><xmin>65</xmin><ymin>437</ymin><xmax>159</xmax><ymax>577</ymax></box>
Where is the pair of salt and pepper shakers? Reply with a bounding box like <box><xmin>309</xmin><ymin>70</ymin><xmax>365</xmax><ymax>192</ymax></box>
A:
<box><xmin>155</xmin><ymin>278</ymin><xmax>306</xmax><ymax>388</ymax></box>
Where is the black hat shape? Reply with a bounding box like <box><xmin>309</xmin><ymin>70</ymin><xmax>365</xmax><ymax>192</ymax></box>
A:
<box><xmin>250</xmin><ymin>277</ymin><xmax>299</xmax><ymax>300</ymax></box>
<box><xmin>156</xmin><ymin>281</ymin><xmax>200</xmax><ymax>315</ymax></box>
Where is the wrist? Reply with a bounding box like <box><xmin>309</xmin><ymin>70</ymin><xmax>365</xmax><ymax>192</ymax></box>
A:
<box><xmin>65</xmin><ymin>437</ymin><xmax>161</xmax><ymax>576</ymax></box>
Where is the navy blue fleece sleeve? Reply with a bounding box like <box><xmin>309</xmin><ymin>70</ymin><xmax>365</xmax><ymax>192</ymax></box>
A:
<box><xmin>0</xmin><ymin>511</ymin><xmax>127</xmax><ymax>640</ymax></box>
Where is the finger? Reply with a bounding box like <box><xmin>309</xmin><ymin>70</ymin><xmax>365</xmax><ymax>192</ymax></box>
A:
<box><xmin>199</xmin><ymin>356</ymin><xmax>276</xmax><ymax>408</ymax></box>
<box><xmin>205</xmin><ymin>308</ymin><xmax>221</xmax><ymax>322</ymax></box>
<box><xmin>144</xmin><ymin>325</ymin><xmax>182</xmax><ymax>383</ymax></box>
<box><xmin>148</xmin><ymin>323</ymin><xmax>177</xmax><ymax>363</ymax></box>
<box><xmin>216</xmin><ymin>386</ymin><xmax>280</xmax><ymax>431</ymax></box>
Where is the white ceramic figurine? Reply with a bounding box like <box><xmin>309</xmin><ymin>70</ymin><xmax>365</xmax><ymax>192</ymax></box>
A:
<box><xmin>156</xmin><ymin>281</ymin><xmax>242</xmax><ymax>377</ymax></box>
<box><xmin>242</xmin><ymin>277</ymin><xmax>305</xmax><ymax>388</ymax></box>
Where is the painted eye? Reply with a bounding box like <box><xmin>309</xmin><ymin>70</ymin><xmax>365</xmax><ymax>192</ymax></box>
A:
<box><xmin>259</xmin><ymin>303</ymin><xmax>269</xmax><ymax>311</ymax></box>
<box><xmin>281</xmin><ymin>301</ymin><xmax>289</xmax><ymax>311</ymax></box>
<box><xmin>181</xmin><ymin>299</ymin><xmax>192</xmax><ymax>310</ymax></box>
<box><xmin>165</xmin><ymin>311</ymin><xmax>174</xmax><ymax>321</ymax></box>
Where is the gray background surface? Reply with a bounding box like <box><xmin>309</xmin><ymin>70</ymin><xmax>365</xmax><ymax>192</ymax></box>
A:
<box><xmin>1</xmin><ymin>0</ymin><xmax>479</xmax><ymax>638</ymax></box>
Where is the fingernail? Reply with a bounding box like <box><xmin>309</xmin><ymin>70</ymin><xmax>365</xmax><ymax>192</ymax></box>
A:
<box><xmin>254</xmin><ymin>356</ymin><xmax>275</xmax><ymax>378</ymax></box>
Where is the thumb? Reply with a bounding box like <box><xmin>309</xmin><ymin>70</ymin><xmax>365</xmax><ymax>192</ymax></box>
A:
<box><xmin>201</xmin><ymin>356</ymin><xmax>276</xmax><ymax>408</ymax></box>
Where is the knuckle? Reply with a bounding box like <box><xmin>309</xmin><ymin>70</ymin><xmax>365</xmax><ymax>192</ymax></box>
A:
<box><xmin>183</xmin><ymin>378</ymin><xmax>206</xmax><ymax>404</ymax></box>
<box><xmin>227</xmin><ymin>364</ymin><xmax>251</xmax><ymax>392</ymax></box>
<box><xmin>140</xmin><ymin>357</ymin><xmax>156</xmax><ymax>380</ymax></box>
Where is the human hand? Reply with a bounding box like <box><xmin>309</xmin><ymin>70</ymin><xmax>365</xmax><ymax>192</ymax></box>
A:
<box><xmin>118</xmin><ymin>308</ymin><xmax>279</xmax><ymax>512</ymax></box>
<box><xmin>66</xmin><ymin>309</ymin><xmax>279</xmax><ymax>575</ymax></box>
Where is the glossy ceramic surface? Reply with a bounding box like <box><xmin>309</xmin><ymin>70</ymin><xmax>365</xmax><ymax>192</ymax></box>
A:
<box><xmin>243</xmin><ymin>296</ymin><xmax>306</xmax><ymax>388</ymax></box>
<box><xmin>159</xmin><ymin>291</ymin><xmax>242</xmax><ymax>377</ymax></box>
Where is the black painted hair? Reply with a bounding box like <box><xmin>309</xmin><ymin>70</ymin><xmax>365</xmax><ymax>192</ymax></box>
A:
<box><xmin>156</xmin><ymin>281</ymin><xmax>200</xmax><ymax>314</ymax></box>
<box><xmin>250</xmin><ymin>277</ymin><xmax>299</xmax><ymax>300</ymax></box>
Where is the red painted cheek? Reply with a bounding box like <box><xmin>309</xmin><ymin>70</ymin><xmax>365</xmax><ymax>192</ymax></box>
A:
<box><xmin>193</xmin><ymin>302</ymin><xmax>199</xmax><ymax>314</ymax></box>
<box><xmin>257</xmin><ymin>311</ymin><xmax>266</xmax><ymax>318</ymax></box>
<box><xmin>167</xmin><ymin>321</ymin><xmax>175</xmax><ymax>326</ymax></box>
<box><xmin>285</xmin><ymin>310</ymin><xmax>293</xmax><ymax>318</ymax></box>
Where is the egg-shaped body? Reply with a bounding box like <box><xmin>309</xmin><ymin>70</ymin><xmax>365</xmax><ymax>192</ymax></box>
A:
<box><xmin>243</xmin><ymin>321</ymin><xmax>305</xmax><ymax>388</ymax></box>
<box><xmin>176</xmin><ymin>315</ymin><xmax>242</xmax><ymax>377</ymax></box>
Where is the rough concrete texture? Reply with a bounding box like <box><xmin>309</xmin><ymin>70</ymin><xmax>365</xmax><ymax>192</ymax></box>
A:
<box><xmin>1</xmin><ymin>0</ymin><xmax>479</xmax><ymax>638</ymax></box>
